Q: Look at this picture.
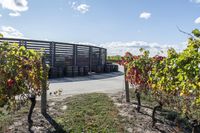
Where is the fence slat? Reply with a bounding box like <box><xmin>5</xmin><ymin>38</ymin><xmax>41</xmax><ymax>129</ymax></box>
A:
<box><xmin>0</xmin><ymin>37</ymin><xmax>107</xmax><ymax>74</ymax></box>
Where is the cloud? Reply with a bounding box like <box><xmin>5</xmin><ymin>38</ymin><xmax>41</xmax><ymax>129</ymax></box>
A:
<box><xmin>139</xmin><ymin>12</ymin><xmax>151</xmax><ymax>20</ymax></box>
<box><xmin>9</xmin><ymin>12</ymin><xmax>21</xmax><ymax>17</ymax></box>
<box><xmin>195</xmin><ymin>17</ymin><xmax>200</xmax><ymax>24</ymax></box>
<box><xmin>0</xmin><ymin>26</ymin><xmax>24</xmax><ymax>38</ymax></box>
<box><xmin>0</xmin><ymin>14</ymin><xmax>2</xmax><ymax>17</ymax></box>
<box><xmin>76</xmin><ymin>4</ymin><xmax>90</xmax><ymax>14</ymax></box>
<box><xmin>191</xmin><ymin>0</ymin><xmax>200</xmax><ymax>4</ymax></box>
<box><xmin>99</xmin><ymin>41</ymin><xmax>186</xmax><ymax>56</ymax></box>
<box><xmin>0</xmin><ymin>0</ymin><xmax>28</xmax><ymax>16</ymax></box>
<box><xmin>73</xmin><ymin>41</ymin><xmax>186</xmax><ymax>56</ymax></box>
<box><xmin>70</xmin><ymin>2</ymin><xmax>90</xmax><ymax>14</ymax></box>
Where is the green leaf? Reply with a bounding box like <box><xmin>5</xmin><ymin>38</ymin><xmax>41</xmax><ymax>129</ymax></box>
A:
<box><xmin>0</xmin><ymin>33</ymin><xmax>3</xmax><ymax>38</ymax></box>
<box><xmin>19</xmin><ymin>46</ymin><xmax>26</xmax><ymax>51</ymax></box>
<box><xmin>192</xmin><ymin>29</ymin><xmax>200</xmax><ymax>37</ymax></box>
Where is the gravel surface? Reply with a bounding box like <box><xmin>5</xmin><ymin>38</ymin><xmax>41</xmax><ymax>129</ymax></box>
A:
<box><xmin>47</xmin><ymin>66</ymin><xmax>125</xmax><ymax>99</ymax></box>
<box><xmin>4</xmin><ymin>92</ymin><xmax>189</xmax><ymax>133</ymax></box>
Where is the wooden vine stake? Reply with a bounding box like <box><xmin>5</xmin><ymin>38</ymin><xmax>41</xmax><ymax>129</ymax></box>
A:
<box><xmin>124</xmin><ymin>67</ymin><xmax>130</xmax><ymax>103</ymax></box>
<box><xmin>41</xmin><ymin>56</ymin><xmax>47</xmax><ymax>115</ymax></box>
<box><xmin>40</xmin><ymin>56</ymin><xmax>66</xmax><ymax>132</ymax></box>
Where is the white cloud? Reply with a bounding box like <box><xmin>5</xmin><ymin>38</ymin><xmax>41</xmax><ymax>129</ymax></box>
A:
<box><xmin>70</xmin><ymin>2</ymin><xmax>90</xmax><ymax>14</ymax></box>
<box><xmin>0</xmin><ymin>26</ymin><xmax>24</xmax><ymax>38</ymax></box>
<box><xmin>0</xmin><ymin>0</ymin><xmax>28</xmax><ymax>16</ymax></box>
<box><xmin>9</xmin><ymin>12</ymin><xmax>21</xmax><ymax>17</ymax></box>
<box><xmin>0</xmin><ymin>14</ymin><xmax>2</xmax><ymax>17</ymax></box>
<box><xmin>139</xmin><ymin>12</ymin><xmax>151</xmax><ymax>20</ymax></box>
<box><xmin>191</xmin><ymin>0</ymin><xmax>200</xmax><ymax>4</ymax></box>
<box><xmin>76</xmin><ymin>4</ymin><xmax>90</xmax><ymax>14</ymax></box>
<box><xmin>195</xmin><ymin>17</ymin><xmax>200</xmax><ymax>24</ymax></box>
<box><xmin>99</xmin><ymin>41</ymin><xmax>186</xmax><ymax>56</ymax></box>
<box><xmin>73</xmin><ymin>41</ymin><xmax>186</xmax><ymax>56</ymax></box>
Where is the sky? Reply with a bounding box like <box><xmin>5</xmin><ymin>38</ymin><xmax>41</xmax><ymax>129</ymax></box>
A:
<box><xmin>0</xmin><ymin>0</ymin><xmax>200</xmax><ymax>55</ymax></box>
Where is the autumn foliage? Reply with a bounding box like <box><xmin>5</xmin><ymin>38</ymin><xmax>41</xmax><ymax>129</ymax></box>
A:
<box><xmin>120</xmin><ymin>29</ymin><xmax>200</xmax><ymax>126</ymax></box>
<box><xmin>0</xmin><ymin>41</ymin><xmax>47</xmax><ymax>108</ymax></box>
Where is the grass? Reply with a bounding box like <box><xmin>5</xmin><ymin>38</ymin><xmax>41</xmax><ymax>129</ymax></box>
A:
<box><xmin>56</xmin><ymin>93</ymin><xmax>123</xmax><ymax>132</ymax></box>
<box><xmin>0</xmin><ymin>109</ymin><xmax>12</xmax><ymax>132</ymax></box>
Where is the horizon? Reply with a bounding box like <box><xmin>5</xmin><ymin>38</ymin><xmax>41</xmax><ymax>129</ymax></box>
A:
<box><xmin>0</xmin><ymin>0</ymin><xmax>200</xmax><ymax>55</ymax></box>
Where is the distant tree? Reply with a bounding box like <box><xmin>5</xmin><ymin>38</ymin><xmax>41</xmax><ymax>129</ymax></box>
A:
<box><xmin>0</xmin><ymin>33</ymin><xmax>3</xmax><ymax>38</ymax></box>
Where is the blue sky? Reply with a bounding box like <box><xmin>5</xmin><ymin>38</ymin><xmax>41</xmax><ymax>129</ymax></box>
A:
<box><xmin>0</xmin><ymin>0</ymin><xmax>200</xmax><ymax>55</ymax></box>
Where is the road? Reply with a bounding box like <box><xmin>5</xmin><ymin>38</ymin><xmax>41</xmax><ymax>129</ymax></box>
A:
<box><xmin>48</xmin><ymin>66</ymin><xmax>125</xmax><ymax>98</ymax></box>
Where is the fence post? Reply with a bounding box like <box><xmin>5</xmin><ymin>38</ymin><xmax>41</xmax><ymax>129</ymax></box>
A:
<box><xmin>124</xmin><ymin>67</ymin><xmax>130</xmax><ymax>103</ymax></box>
<box><xmin>50</xmin><ymin>42</ymin><xmax>54</xmax><ymax>68</ymax></box>
<box><xmin>99</xmin><ymin>48</ymin><xmax>101</xmax><ymax>65</ymax></box>
<box><xmin>89</xmin><ymin>46</ymin><xmax>92</xmax><ymax>72</ymax></box>
<box><xmin>24</xmin><ymin>41</ymin><xmax>27</xmax><ymax>48</ymax></box>
<box><xmin>19</xmin><ymin>40</ymin><xmax>22</xmax><ymax>46</ymax></box>
<box><xmin>53</xmin><ymin>42</ymin><xmax>56</xmax><ymax>67</ymax></box>
<box><xmin>41</xmin><ymin>56</ymin><xmax>47</xmax><ymax>115</ymax></box>
<box><xmin>105</xmin><ymin>49</ymin><xmax>107</xmax><ymax>65</ymax></box>
<box><xmin>73</xmin><ymin>45</ymin><xmax>77</xmax><ymax>66</ymax></box>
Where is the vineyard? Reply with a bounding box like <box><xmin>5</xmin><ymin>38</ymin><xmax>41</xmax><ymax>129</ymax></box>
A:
<box><xmin>120</xmin><ymin>29</ymin><xmax>200</xmax><ymax>133</ymax></box>
<box><xmin>0</xmin><ymin>41</ymin><xmax>47</xmax><ymax>107</ymax></box>
<box><xmin>0</xmin><ymin>33</ymin><xmax>50</xmax><ymax>132</ymax></box>
<box><xmin>107</xmin><ymin>55</ymin><xmax>122</xmax><ymax>63</ymax></box>
<box><xmin>0</xmin><ymin>29</ymin><xmax>200</xmax><ymax>132</ymax></box>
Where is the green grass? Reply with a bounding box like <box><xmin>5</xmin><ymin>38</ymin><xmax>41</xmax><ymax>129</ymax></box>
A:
<box><xmin>56</xmin><ymin>93</ymin><xmax>123</xmax><ymax>132</ymax></box>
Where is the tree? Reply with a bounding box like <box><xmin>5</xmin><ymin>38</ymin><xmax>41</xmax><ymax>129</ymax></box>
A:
<box><xmin>0</xmin><ymin>33</ymin><xmax>3</xmax><ymax>38</ymax></box>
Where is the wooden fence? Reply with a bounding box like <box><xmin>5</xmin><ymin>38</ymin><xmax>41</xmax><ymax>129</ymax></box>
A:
<box><xmin>0</xmin><ymin>38</ymin><xmax>112</xmax><ymax>77</ymax></box>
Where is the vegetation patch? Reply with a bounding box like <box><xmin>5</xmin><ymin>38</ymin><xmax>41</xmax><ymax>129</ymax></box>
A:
<box><xmin>56</xmin><ymin>93</ymin><xmax>123</xmax><ymax>132</ymax></box>
<box><xmin>107</xmin><ymin>55</ymin><xmax>121</xmax><ymax>63</ymax></box>
<box><xmin>0</xmin><ymin>110</ymin><xmax>12</xmax><ymax>132</ymax></box>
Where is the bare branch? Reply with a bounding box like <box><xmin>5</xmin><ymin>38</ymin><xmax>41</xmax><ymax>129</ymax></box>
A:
<box><xmin>176</xmin><ymin>26</ymin><xmax>194</xmax><ymax>38</ymax></box>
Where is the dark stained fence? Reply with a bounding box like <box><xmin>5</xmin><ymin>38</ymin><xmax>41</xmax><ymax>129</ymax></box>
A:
<box><xmin>100</xmin><ymin>48</ymin><xmax>106</xmax><ymax>65</ymax></box>
<box><xmin>55</xmin><ymin>42</ymin><xmax>74</xmax><ymax>67</ymax></box>
<box><xmin>0</xmin><ymin>39</ymin><xmax>20</xmax><ymax>45</ymax></box>
<box><xmin>91</xmin><ymin>47</ymin><xmax>99</xmax><ymax>72</ymax></box>
<box><xmin>76</xmin><ymin>45</ymin><xmax>90</xmax><ymax>66</ymax></box>
<box><xmin>92</xmin><ymin>47</ymin><xmax>100</xmax><ymax>66</ymax></box>
<box><xmin>0</xmin><ymin>38</ymin><xmax>107</xmax><ymax>76</ymax></box>
<box><xmin>26</xmin><ymin>40</ymin><xmax>52</xmax><ymax>67</ymax></box>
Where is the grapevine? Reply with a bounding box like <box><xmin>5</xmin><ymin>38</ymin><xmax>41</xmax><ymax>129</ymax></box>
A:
<box><xmin>0</xmin><ymin>41</ymin><xmax>48</xmax><ymax>109</ymax></box>
<box><xmin>120</xmin><ymin>29</ymin><xmax>200</xmax><ymax>132</ymax></box>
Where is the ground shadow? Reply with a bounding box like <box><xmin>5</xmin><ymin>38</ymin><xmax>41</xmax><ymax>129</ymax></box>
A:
<box><xmin>155</xmin><ymin>126</ymin><xmax>167</xmax><ymax>133</ymax></box>
<box><xmin>27</xmin><ymin>112</ymin><xmax>67</xmax><ymax>133</ymax></box>
<box><xmin>49</xmin><ymin>71</ymin><xmax>124</xmax><ymax>83</ymax></box>
<box><xmin>132</xmin><ymin>101</ymin><xmax>154</xmax><ymax>110</ymax></box>
<box><xmin>28</xmin><ymin>122</ymin><xmax>34</xmax><ymax>133</ymax></box>
<box><xmin>43</xmin><ymin>113</ymin><xmax>67</xmax><ymax>133</ymax></box>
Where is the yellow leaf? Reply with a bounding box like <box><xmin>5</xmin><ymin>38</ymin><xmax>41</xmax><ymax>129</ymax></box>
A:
<box><xmin>151</xmin><ymin>84</ymin><xmax>156</xmax><ymax>88</ymax></box>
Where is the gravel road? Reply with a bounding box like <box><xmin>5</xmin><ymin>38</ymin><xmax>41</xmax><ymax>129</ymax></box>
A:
<box><xmin>48</xmin><ymin>66</ymin><xmax>125</xmax><ymax>98</ymax></box>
